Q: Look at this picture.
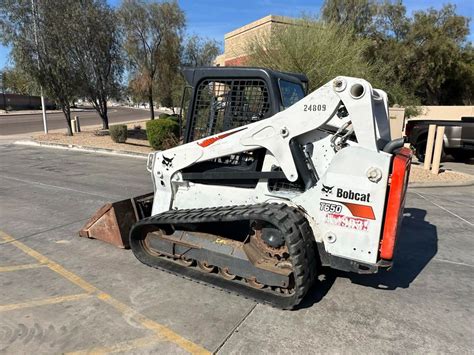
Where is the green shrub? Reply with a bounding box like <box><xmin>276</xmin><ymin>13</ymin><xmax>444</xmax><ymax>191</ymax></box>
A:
<box><xmin>146</xmin><ymin>119</ymin><xmax>179</xmax><ymax>150</ymax></box>
<box><xmin>167</xmin><ymin>114</ymin><xmax>180</xmax><ymax>123</ymax></box>
<box><xmin>158</xmin><ymin>113</ymin><xmax>170</xmax><ymax>119</ymax></box>
<box><xmin>109</xmin><ymin>125</ymin><xmax>128</xmax><ymax>143</ymax></box>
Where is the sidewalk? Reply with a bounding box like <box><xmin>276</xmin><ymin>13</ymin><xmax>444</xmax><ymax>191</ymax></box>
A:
<box><xmin>0</xmin><ymin>105</ymin><xmax>175</xmax><ymax>117</ymax></box>
<box><xmin>0</xmin><ymin>108</ymin><xmax>93</xmax><ymax>117</ymax></box>
<box><xmin>1</xmin><ymin>109</ymin><xmax>60</xmax><ymax>116</ymax></box>
<box><xmin>13</xmin><ymin>119</ymin><xmax>152</xmax><ymax>157</ymax></box>
<box><xmin>0</xmin><ymin>118</ymin><xmax>149</xmax><ymax>144</ymax></box>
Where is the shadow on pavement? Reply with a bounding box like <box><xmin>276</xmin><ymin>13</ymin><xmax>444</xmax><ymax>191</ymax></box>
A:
<box><xmin>298</xmin><ymin>264</ymin><xmax>338</xmax><ymax>309</ymax></box>
<box><xmin>345</xmin><ymin>208</ymin><xmax>438</xmax><ymax>290</ymax></box>
<box><xmin>300</xmin><ymin>208</ymin><xmax>438</xmax><ymax>308</ymax></box>
<box><xmin>127</xmin><ymin>127</ymin><xmax>148</xmax><ymax>140</ymax></box>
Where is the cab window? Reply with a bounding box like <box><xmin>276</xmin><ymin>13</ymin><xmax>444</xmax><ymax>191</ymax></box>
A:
<box><xmin>279</xmin><ymin>79</ymin><xmax>305</xmax><ymax>108</ymax></box>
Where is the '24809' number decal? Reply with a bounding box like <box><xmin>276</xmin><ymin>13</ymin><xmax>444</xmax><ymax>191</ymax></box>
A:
<box><xmin>304</xmin><ymin>104</ymin><xmax>326</xmax><ymax>112</ymax></box>
<box><xmin>320</xmin><ymin>202</ymin><xmax>342</xmax><ymax>213</ymax></box>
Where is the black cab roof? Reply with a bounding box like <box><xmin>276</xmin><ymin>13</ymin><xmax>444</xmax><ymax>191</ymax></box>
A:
<box><xmin>182</xmin><ymin>66</ymin><xmax>308</xmax><ymax>87</ymax></box>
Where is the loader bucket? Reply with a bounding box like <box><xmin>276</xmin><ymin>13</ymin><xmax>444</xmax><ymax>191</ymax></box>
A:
<box><xmin>79</xmin><ymin>193</ymin><xmax>153</xmax><ymax>248</ymax></box>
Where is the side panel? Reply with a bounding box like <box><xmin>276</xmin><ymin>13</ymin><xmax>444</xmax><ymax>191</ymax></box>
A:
<box><xmin>293</xmin><ymin>146</ymin><xmax>391</xmax><ymax>264</ymax></box>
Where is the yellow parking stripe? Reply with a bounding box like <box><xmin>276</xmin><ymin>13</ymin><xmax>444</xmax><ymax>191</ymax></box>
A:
<box><xmin>65</xmin><ymin>335</ymin><xmax>163</xmax><ymax>354</ymax></box>
<box><xmin>0</xmin><ymin>263</ymin><xmax>46</xmax><ymax>272</ymax></box>
<box><xmin>1</xmin><ymin>232</ymin><xmax>97</xmax><ymax>294</ymax></box>
<box><xmin>0</xmin><ymin>230</ymin><xmax>211</xmax><ymax>355</ymax></box>
<box><xmin>0</xmin><ymin>293</ymin><xmax>92</xmax><ymax>312</ymax></box>
<box><xmin>97</xmin><ymin>293</ymin><xmax>210</xmax><ymax>354</ymax></box>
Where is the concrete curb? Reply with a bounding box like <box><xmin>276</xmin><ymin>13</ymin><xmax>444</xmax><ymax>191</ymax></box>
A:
<box><xmin>14</xmin><ymin>140</ymin><xmax>148</xmax><ymax>159</ymax></box>
<box><xmin>0</xmin><ymin>111</ymin><xmax>62</xmax><ymax>117</ymax></box>
<box><xmin>408</xmin><ymin>179</ymin><xmax>474</xmax><ymax>188</ymax></box>
<box><xmin>0</xmin><ymin>109</ymin><xmax>89</xmax><ymax>117</ymax></box>
<box><xmin>0</xmin><ymin>106</ymin><xmax>159</xmax><ymax>117</ymax></box>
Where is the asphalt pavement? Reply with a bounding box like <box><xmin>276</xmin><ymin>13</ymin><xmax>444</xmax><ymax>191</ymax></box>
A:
<box><xmin>0</xmin><ymin>144</ymin><xmax>473</xmax><ymax>354</ymax></box>
<box><xmin>0</xmin><ymin>107</ymin><xmax>150</xmax><ymax>135</ymax></box>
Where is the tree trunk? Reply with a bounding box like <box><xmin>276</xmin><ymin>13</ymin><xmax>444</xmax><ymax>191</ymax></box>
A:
<box><xmin>425</xmin><ymin>84</ymin><xmax>439</xmax><ymax>105</ymax></box>
<box><xmin>148</xmin><ymin>85</ymin><xmax>155</xmax><ymax>120</ymax></box>
<box><xmin>89</xmin><ymin>96</ymin><xmax>109</xmax><ymax>130</ymax></box>
<box><xmin>63</xmin><ymin>105</ymin><xmax>73</xmax><ymax>136</ymax></box>
<box><xmin>101</xmin><ymin>98</ymin><xmax>109</xmax><ymax>129</ymax></box>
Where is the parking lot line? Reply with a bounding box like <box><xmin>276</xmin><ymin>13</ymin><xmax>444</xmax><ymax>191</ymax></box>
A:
<box><xmin>0</xmin><ymin>230</ymin><xmax>211</xmax><ymax>355</ymax></box>
<box><xmin>66</xmin><ymin>335</ymin><xmax>164</xmax><ymax>355</ymax></box>
<box><xmin>0</xmin><ymin>293</ymin><xmax>92</xmax><ymax>312</ymax></box>
<box><xmin>412</xmin><ymin>191</ymin><xmax>473</xmax><ymax>226</ymax></box>
<box><xmin>0</xmin><ymin>263</ymin><xmax>46</xmax><ymax>272</ymax></box>
<box><xmin>1</xmin><ymin>232</ymin><xmax>98</xmax><ymax>294</ymax></box>
<box><xmin>96</xmin><ymin>292</ymin><xmax>209</xmax><ymax>354</ymax></box>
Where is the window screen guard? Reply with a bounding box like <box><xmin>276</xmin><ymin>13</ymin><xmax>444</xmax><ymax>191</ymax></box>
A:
<box><xmin>189</xmin><ymin>79</ymin><xmax>270</xmax><ymax>142</ymax></box>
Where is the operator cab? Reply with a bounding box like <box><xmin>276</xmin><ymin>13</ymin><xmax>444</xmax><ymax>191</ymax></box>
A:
<box><xmin>181</xmin><ymin>67</ymin><xmax>308</xmax><ymax>143</ymax></box>
<box><xmin>179</xmin><ymin>67</ymin><xmax>309</xmax><ymax>191</ymax></box>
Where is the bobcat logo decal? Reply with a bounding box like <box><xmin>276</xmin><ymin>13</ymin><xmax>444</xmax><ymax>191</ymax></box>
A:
<box><xmin>321</xmin><ymin>184</ymin><xmax>334</xmax><ymax>194</ymax></box>
<box><xmin>162</xmin><ymin>155</ymin><xmax>174</xmax><ymax>169</ymax></box>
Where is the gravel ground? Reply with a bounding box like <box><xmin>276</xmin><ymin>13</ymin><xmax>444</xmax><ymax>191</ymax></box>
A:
<box><xmin>409</xmin><ymin>165</ymin><xmax>473</xmax><ymax>183</ymax></box>
<box><xmin>34</xmin><ymin>120</ymin><xmax>153</xmax><ymax>154</ymax></box>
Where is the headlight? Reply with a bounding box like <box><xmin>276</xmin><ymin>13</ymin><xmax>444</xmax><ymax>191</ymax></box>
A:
<box><xmin>146</xmin><ymin>153</ymin><xmax>154</xmax><ymax>172</ymax></box>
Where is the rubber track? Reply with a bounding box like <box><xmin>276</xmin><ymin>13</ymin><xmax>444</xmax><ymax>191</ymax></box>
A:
<box><xmin>129</xmin><ymin>203</ymin><xmax>317</xmax><ymax>309</ymax></box>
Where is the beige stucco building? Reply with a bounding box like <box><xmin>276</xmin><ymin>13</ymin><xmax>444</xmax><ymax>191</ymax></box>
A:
<box><xmin>409</xmin><ymin>106</ymin><xmax>474</xmax><ymax>121</ymax></box>
<box><xmin>215</xmin><ymin>15</ymin><xmax>295</xmax><ymax>66</ymax></box>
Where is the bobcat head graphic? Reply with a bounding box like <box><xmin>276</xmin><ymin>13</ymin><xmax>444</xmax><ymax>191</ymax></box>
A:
<box><xmin>162</xmin><ymin>155</ymin><xmax>174</xmax><ymax>168</ymax></box>
<box><xmin>321</xmin><ymin>184</ymin><xmax>334</xmax><ymax>194</ymax></box>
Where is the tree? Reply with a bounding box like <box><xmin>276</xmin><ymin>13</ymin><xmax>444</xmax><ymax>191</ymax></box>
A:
<box><xmin>1</xmin><ymin>0</ymin><xmax>83</xmax><ymax>135</ymax></box>
<box><xmin>127</xmin><ymin>72</ymin><xmax>150</xmax><ymax>105</ymax></box>
<box><xmin>155</xmin><ymin>35</ymin><xmax>220</xmax><ymax>112</ymax></box>
<box><xmin>403</xmin><ymin>5</ymin><xmax>472</xmax><ymax>104</ymax></box>
<box><xmin>0</xmin><ymin>66</ymin><xmax>40</xmax><ymax>95</ymax></box>
<box><xmin>155</xmin><ymin>18</ymin><xmax>183</xmax><ymax>112</ymax></box>
<box><xmin>372</xmin><ymin>1</ymin><xmax>409</xmax><ymax>41</ymax></box>
<box><xmin>321</xmin><ymin>0</ymin><xmax>376</xmax><ymax>35</ymax></box>
<box><xmin>440</xmin><ymin>43</ymin><xmax>473</xmax><ymax>105</ymax></box>
<box><xmin>368</xmin><ymin>3</ymin><xmax>472</xmax><ymax>105</ymax></box>
<box><xmin>119</xmin><ymin>0</ymin><xmax>185</xmax><ymax>120</ymax></box>
<box><xmin>248</xmin><ymin>20</ymin><xmax>370</xmax><ymax>90</ymax></box>
<box><xmin>182</xmin><ymin>35</ymin><xmax>220</xmax><ymax>67</ymax></box>
<box><xmin>245</xmin><ymin>18</ymin><xmax>413</xmax><ymax>106</ymax></box>
<box><xmin>322</xmin><ymin>1</ymin><xmax>473</xmax><ymax>105</ymax></box>
<box><xmin>71</xmin><ymin>0</ymin><xmax>123</xmax><ymax>129</ymax></box>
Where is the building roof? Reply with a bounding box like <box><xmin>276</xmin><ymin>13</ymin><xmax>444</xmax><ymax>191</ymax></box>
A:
<box><xmin>224</xmin><ymin>15</ymin><xmax>296</xmax><ymax>40</ymax></box>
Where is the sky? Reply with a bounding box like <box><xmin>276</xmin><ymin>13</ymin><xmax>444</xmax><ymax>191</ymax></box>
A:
<box><xmin>1</xmin><ymin>0</ymin><xmax>473</xmax><ymax>69</ymax></box>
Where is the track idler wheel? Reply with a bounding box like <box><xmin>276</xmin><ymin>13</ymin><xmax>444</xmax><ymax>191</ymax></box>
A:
<box><xmin>197</xmin><ymin>261</ymin><xmax>215</xmax><ymax>273</ymax></box>
<box><xmin>246</xmin><ymin>277</ymin><xmax>265</xmax><ymax>289</ymax></box>
<box><xmin>219</xmin><ymin>267</ymin><xmax>236</xmax><ymax>280</ymax></box>
<box><xmin>178</xmin><ymin>256</ymin><xmax>194</xmax><ymax>267</ymax></box>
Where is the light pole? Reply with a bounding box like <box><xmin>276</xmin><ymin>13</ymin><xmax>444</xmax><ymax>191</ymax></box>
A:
<box><xmin>31</xmin><ymin>0</ymin><xmax>48</xmax><ymax>133</ymax></box>
<box><xmin>1</xmin><ymin>72</ymin><xmax>6</xmax><ymax>112</ymax></box>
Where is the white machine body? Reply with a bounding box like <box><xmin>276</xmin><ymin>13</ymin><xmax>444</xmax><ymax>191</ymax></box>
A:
<box><xmin>146</xmin><ymin>77</ymin><xmax>396</xmax><ymax>266</ymax></box>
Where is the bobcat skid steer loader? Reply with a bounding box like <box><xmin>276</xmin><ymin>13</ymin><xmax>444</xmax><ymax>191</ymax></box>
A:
<box><xmin>80</xmin><ymin>67</ymin><xmax>412</xmax><ymax>309</ymax></box>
